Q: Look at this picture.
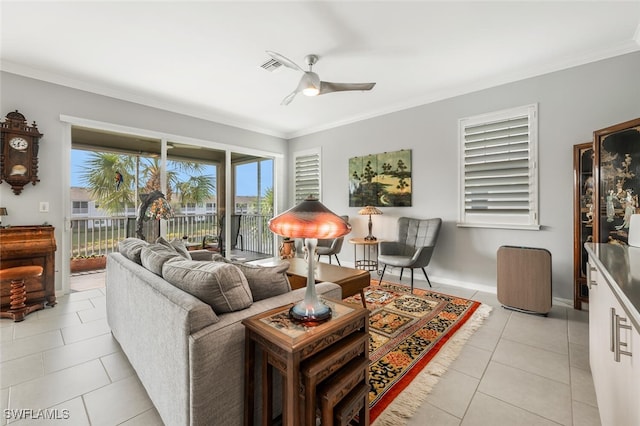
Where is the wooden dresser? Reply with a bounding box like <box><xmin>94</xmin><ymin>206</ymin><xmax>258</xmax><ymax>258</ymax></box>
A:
<box><xmin>0</xmin><ymin>226</ymin><xmax>57</xmax><ymax>310</ymax></box>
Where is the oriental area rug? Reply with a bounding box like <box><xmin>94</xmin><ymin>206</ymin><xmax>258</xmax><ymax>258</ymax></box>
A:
<box><xmin>343</xmin><ymin>280</ymin><xmax>492</xmax><ymax>426</ymax></box>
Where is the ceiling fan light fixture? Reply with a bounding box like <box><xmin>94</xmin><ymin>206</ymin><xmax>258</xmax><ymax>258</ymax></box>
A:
<box><xmin>301</xmin><ymin>72</ymin><xmax>320</xmax><ymax>96</ymax></box>
<box><xmin>302</xmin><ymin>86</ymin><xmax>319</xmax><ymax>97</ymax></box>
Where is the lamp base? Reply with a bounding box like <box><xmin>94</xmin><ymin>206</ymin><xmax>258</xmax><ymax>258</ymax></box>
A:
<box><xmin>289</xmin><ymin>301</ymin><xmax>332</xmax><ymax>325</ymax></box>
<box><xmin>364</xmin><ymin>235</ymin><xmax>377</xmax><ymax>241</ymax></box>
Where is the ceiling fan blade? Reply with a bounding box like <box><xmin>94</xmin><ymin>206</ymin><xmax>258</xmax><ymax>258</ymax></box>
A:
<box><xmin>266</xmin><ymin>50</ymin><xmax>304</xmax><ymax>73</ymax></box>
<box><xmin>281</xmin><ymin>74</ymin><xmax>312</xmax><ymax>105</ymax></box>
<box><xmin>319</xmin><ymin>82</ymin><xmax>376</xmax><ymax>95</ymax></box>
<box><xmin>281</xmin><ymin>90</ymin><xmax>299</xmax><ymax>106</ymax></box>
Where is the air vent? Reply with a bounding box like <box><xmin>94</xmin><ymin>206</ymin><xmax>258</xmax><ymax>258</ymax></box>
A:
<box><xmin>259</xmin><ymin>58</ymin><xmax>283</xmax><ymax>72</ymax></box>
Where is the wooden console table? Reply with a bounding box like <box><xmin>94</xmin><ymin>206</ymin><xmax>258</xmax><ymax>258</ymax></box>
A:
<box><xmin>0</xmin><ymin>226</ymin><xmax>57</xmax><ymax>318</ymax></box>
<box><xmin>243</xmin><ymin>298</ymin><xmax>369</xmax><ymax>426</ymax></box>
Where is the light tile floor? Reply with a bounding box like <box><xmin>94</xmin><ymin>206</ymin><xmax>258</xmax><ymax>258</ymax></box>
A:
<box><xmin>0</xmin><ymin>272</ymin><xmax>600</xmax><ymax>425</ymax></box>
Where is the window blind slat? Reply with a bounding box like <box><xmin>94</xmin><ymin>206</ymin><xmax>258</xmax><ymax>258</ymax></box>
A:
<box><xmin>464</xmin><ymin>117</ymin><xmax>529</xmax><ymax>134</ymax></box>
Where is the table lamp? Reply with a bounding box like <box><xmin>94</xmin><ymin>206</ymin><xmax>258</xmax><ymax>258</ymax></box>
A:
<box><xmin>268</xmin><ymin>196</ymin><xmax>351</xmax><ymax>323</ymax></box>
<box><xmin>0</xmin><ymin>207</ymin><xmax>7</xmax><ymax>227</ymax></box>
<box><xmin>358</xmin><ymin>205</ymin><xmax>382</xmax><ymax>241</ymax></box>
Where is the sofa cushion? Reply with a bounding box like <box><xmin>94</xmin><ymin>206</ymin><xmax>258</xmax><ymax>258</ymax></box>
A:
<box><xmin>140</xmin><ymin>243</ymin><xmax>183</xmax><ymax>276</ymax></box>
<box><xmin>212</xmin><ymin>256</ymin><xmax>291</xmax><ymax>302</ymax></box>
<box><xmin>118</xmin><ymin>238</ymin><xmax>149</xmax><ymax>264</ymax></box>
<box><xmin>155</xmin><ymin>236</ymin><xmax>192</xmax><ymax>260</ymax></box>
<box><xmin>162</xmin><ymin>260</ymin><xmax>253</xmax><ymax>313</ymax></box>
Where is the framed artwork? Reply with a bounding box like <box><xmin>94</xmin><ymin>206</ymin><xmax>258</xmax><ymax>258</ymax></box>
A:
<box><xmin>593</xmin><ymin>117</ymin><xmax>640</xmax><ymax>245</ymax></box>
<box><xmin>349</xmin><ymin>149</ymin><xmax>412</xmax><ymax>207</ymax></box>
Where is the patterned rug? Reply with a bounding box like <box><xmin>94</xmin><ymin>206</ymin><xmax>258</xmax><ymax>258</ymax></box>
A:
<box><xmin>343</xmin><ymin>280</ymin><xmax>491</xmax><ymax>425</ymax></box>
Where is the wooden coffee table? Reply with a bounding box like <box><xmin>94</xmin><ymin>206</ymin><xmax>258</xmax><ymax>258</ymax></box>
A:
<box><xmin>250</xmin><ymin>257</ymin><xmax>370</xmax><ymax>308</ymax></box>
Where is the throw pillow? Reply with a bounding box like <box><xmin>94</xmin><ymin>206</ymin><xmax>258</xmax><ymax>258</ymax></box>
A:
<box><xmin>155</xmin><ymin>236</ymin><xmax>192</xmax><ymax>260</ymax></box>
<box><xmin>162</xmin><ymin>260</ymin><xmax>252</xmax><ymax>313</ymax></box>
<box><xmin>170</xmin><ymin>238</ymin><xmax>192</xmax><ymax>259</ymax></box>
<box><xmin>118</xmin><ymin>238</ymin><xmax>149</xmax><ymax>264</ymax></box>
<box><xmin>140</xmin><ymin>243</ymin><xmax>183</xmax><ymax>276</ymax></box>
<box><xmin>212</xmin><ymin>256</ymin><xmax>291</xmax><ymax>302</ymax></box>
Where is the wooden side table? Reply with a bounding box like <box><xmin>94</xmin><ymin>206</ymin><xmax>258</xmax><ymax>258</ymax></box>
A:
<box><xmin>243</xmin><ymin>298</ymin><xmax>369</xmax><ymax>426</ymax></box>
<box><xmin>301</xmin><ymin>331</ymin><xmax>368</xmax><ymax>426</ymax></box>
<box><xmin>349</xmin><ymin>238</ymin><xmax>380</xmax><ymax>272</ymax></box>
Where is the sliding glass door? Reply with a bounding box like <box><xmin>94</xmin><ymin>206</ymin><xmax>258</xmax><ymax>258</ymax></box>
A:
<box><xmin>69</xmin><ymin>126</ymin><xmax>276</xmax><ymax>276</ymax></box>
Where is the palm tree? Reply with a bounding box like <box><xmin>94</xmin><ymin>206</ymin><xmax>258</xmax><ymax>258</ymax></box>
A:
<box><xmin>177</xmin><ymin>176</ymin><xmax>216</xmax><ymax>206</ymax></box>
<box><xmin>80</xmin><ymin>152</ymin><xmax>215</xmax><ymax>215</ymax></box>
<box><xmin>261</xmin><ymin>187</ymin><xmax>274</xmax><ymax>215</ymax></box>
<box><xmin>80</xmin><ymin>153</ymin><xmax>136</xmax><ymax>215</ymax></box>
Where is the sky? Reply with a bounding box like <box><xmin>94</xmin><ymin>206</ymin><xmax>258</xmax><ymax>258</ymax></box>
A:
<box><xmin>71</xmin><ymin>149</ymin><xmax>272</xmax><ymax>196</ymax></box>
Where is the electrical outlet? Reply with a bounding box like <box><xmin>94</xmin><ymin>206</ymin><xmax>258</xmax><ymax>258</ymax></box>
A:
<box><xmin>39</xmin><ymin>201</ymin><xmax>49</xmax><ymax>213</ymax></box>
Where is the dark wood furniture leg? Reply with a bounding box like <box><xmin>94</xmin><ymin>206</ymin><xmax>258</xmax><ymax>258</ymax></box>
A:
<box><xmin>262</xmin><ymin>354</ymin><xmax>272</xmax><ymax>426</ymax></box>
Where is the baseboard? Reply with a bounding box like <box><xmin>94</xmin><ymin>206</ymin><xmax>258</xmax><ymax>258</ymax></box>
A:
<box><xmin>552</xmin><ymin>297</ymin><xmax>574</xmax><ymax>308</ymax></box>
<box><xmin>335</xmin><ymin>260</ymin><xmax>577</xmax><ymax>308</ymax></box>
<box><xmin>338</xmin><ymin>260</ymin><xmax>497</xmax><ymax>294</ymax></box>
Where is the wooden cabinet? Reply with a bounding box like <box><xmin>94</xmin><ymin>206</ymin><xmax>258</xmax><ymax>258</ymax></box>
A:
<box><xmin>588</xmin><ymin>257</ymin><xmax>640</xmax><ymax>426</ymax></box>
<box><xmin>576</xmin><ymin>118</ymin><xmax>640</xmax><ymax>310</ymax></box>
<box><xmin>573</xmin><ymin>142</ymin><xmax>594</xmax><ymax>309</ymax></box>
<box><xmin>0</xmin><ymin>226</ymin><xmax>57</xmax><ymax>310</ymax></box>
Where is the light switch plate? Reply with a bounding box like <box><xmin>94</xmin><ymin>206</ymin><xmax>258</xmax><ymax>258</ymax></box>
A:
<box><xmin>39</xmin><ymin>201</ymin><xmax>49</xmax><ymax>213</ymax></box>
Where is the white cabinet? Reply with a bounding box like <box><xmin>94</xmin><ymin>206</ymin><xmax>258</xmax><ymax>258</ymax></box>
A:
<box><xmin>588</xmin><ymin>260</ymin><xmax>640</xmax><ymax>426</ymax></box>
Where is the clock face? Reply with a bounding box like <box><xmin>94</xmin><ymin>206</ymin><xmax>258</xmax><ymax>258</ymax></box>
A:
<box><xmin>9</xmin><ymin>137</ymin><xmax>29</xmax><ymax>151</ymax></box>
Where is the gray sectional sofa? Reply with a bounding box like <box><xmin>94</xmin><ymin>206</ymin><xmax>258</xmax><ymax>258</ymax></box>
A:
<box><xmin>105</xmin><ymin>238</ymin><xmax>341</xmax><ymax>425</ymax></box>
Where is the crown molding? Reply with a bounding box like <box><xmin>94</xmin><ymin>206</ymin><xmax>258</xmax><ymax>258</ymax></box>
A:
<box><xmin>0</xmin><ymin>61</ymin><xmax>287</xmax><ymax>140</ymax></box>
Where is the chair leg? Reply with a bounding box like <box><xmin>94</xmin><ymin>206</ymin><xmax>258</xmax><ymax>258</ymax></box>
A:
<box><xmin>328</xmin><ymin>255</ymin><xmax>332</xmax><ymax>264</ymax></box>
<box><xmin>422</xmin><ymin>268</ymin><xmax>432</xmax><ymax>287</ymax></box>
<box><xmin>334</xmin><ymin>255</ymin><xmax>341</xmax><ymax>266</ymax></box>
<box><xmin>410</xmin><ymin>269</ymin><xmax>414</xmax><ymax>294</ymax></box>
<box><xmin>378</xmin><ymin>264</ymin><xmax>387</xmax><ymax>285</ymax></box>
<box><xmin>399</xmin><ymin>268</ymin><xmax>404</xmax><ymax>281</ymax></box>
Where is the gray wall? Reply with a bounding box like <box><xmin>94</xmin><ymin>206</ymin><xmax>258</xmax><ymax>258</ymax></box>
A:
<box><xmin>0</xmin><ymin>72</ymin><xmax>288</xmax><ymax>293</ymax></box>
<box><xmin>289</xmin><ymin>51</ymin><xmax>640</xmax><ymax>301</ymax></box>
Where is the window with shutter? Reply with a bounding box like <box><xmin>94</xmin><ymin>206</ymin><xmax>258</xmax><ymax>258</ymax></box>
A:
<box><xmin>458</xmin><ymin>104</ymin><xmax>540</xmax><ymax>230</ymax></box>
<box><xmin>293</xmin><ymin>148</ymin><xmax>321</xmax><ymax>204</ymax></box>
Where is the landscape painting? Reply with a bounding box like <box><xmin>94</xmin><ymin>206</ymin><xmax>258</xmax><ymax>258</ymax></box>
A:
<box><xmin>349</xmin><ymin>149</ymin><xmax>412</xmax><ymax>207</ymax></box>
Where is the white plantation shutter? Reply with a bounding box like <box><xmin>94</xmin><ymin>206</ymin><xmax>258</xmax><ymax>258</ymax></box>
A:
<box><xmin>294</xmin><ymin>149</ymin><xmax>321</xmax><ymax>204</ymax></box>
<box><xmin>458</xmin><ymin>104</ymin><xmax>539</xmax><ymax>229</ymax></box>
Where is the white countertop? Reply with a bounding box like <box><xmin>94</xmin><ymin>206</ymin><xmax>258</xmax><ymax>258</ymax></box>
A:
<box><xmin>585</xmin><ymin>243</ymin><xmax>640</xmax><ymax>330</ymax></box>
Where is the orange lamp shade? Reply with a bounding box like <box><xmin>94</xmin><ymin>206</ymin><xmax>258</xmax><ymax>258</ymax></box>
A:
<box><xmin>268</xmin><ymin>196</ymin><xmax>351</xmax><ymax>239</ymax></box>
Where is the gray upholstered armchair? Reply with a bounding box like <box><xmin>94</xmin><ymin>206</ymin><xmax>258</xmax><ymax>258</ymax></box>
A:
<box><xmin>305</xmin><ymin>215</ymin><xmax>349</xmax><ymax>265</ymax></box>
<box><xmin>316</xmin><ymin>236</ymin><xmax>346</xmax><ymax>265</ymax></box>
<box><xmin>378</xmin><ymin>217</ymin><xmax>442</xmax><ymax>293</ymax></box>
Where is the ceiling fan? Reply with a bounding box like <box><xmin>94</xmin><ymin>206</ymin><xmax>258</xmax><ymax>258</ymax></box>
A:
<box><xmin>266</xmin><ymin>51</ymin><xmax>376</xmax><ymax>106</ymax></box>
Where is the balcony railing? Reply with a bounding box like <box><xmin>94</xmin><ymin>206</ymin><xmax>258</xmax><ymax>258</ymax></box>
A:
<box><xmin>70</xmin><ymin>214</ymin><xmax>275</xmax><ymax>259</ymax></box>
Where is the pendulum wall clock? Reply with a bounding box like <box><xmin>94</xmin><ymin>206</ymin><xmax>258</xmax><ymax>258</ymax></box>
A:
<box><xmin>0</xmin><ymin>110</ymin><xmax>43</xmax><ymax>195</ymax></box>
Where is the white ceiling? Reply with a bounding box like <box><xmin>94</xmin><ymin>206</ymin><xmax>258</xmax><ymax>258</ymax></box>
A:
<box><xmin>2</xmin><ymin>1</ymin><xmax>639</xmax><ymax>139</ymax></box>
